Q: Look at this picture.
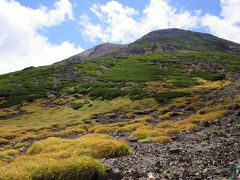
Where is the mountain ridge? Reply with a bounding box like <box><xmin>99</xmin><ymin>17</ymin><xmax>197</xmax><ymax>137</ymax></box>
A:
<box><xmin>63</xmin><ymin>28</ymin><xmax>240</xmax><ymax>64</ymax></box>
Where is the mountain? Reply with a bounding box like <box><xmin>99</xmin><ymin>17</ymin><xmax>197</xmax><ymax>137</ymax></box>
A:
<box><xmin>114</xmin><ymin>28</ymin><xmax>240</xmax><ymax>55</ymax></box>
<box><xmin>0</xmin><ymin>29</ymin><xmax>240</xmax><ymax>180</ymax></box>
<box><xmin>65</xmin><ymin>28</ymin><xmax>240</xmax><ymax>62</ymax></box>
<box><xmin>65</xmin><ymin>42</ymin><xmax>125</xmax><ymax>62</ymax></box>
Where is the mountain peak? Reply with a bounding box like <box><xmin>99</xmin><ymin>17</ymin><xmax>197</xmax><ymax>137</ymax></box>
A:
<box><xmin>64</xmin><ymin>28</ymin><xmax>240</xmax><ymax>62</ymax></box>
<box><xmin>66</xmin><ymin>42</ymin><xmax>125</xmax><ymax>62</ymax></box>
<box><xmin>124</xmin><ymin>28</ymin><xmax>240</xmax><ymax>54</ymax></box>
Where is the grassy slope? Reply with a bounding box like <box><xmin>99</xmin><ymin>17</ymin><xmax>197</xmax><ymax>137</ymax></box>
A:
<box><xmin>0</xmin><ymin>51</ymin><xmax>239</xmax><ymax>179</ymax></box>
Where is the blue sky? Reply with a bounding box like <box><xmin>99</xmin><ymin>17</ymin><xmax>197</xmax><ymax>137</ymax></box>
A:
<box><xmin>15</xmin><ymin>0</ymin><xmax>222</xmax><ymax>49</ymax></box>
<box><xmin>0</xmin><ymin>0</ymin><xmax>240</xmax><ymax>74</ymax></box>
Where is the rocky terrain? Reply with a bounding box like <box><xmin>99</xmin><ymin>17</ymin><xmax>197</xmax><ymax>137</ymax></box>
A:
<box><xmin>104</xmin><ymin>82</ymin><xmax>240</xmax><ymax>180</ymax></box>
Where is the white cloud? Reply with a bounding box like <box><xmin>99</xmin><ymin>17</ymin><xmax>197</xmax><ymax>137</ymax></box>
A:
<box><xmin>80</xmin><ymin>0</ymin><xmax>200</xmax><ymax>43</ymax></box>
<box><xmin>202</xmin><ymin>0</ymin><xmax>240</xmax><ymax>43</ymax></box>
<box><xmin>0</xmin><ymin>0</ymin><xmax>83</xmax><ymax>74</ymax></box>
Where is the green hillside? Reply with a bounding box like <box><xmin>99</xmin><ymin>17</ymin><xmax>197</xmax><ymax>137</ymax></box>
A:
<box><xmin>0</xmin><ymin>29</ymin><xmax>240</xmax><ymax>179</ymax></box>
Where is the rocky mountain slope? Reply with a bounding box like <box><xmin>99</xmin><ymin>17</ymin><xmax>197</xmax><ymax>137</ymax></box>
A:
<box><xmin>66</xmin><ymin>43</ymin><xmax>125</xmax><ymax>62</ymax></box>
<box><xmin>0</xmin><ymin>29</ymin><xmax>239</xmax><ymax>180</ymax></box>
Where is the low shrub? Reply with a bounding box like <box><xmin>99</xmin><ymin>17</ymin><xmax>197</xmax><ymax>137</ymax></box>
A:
<box><xmin>88</xmin><ymin>87</ymin><xmax>127</xmax><ymax>100</ymax></box>
<box><xmin>0</xmin><ymin>138</ymin><xmax>9</xmax><ymax>145</ymax></box>
<box><xmin>71</xmin><ymin>101</ymin><xmax>85</xmax><ymax>110</ymax></box>
<box><xmin>125</xmin><ymin>112</ymin><xmax>135</xmax><ymax>119</ymax></box>
<box><xmin>154</xmin><ymin>91</ymin><xmax>190</xmax><ymax>103</ymax></box>
<box><xmin>164</xmin><ymin>128</ymin><xmax>181</xmax><ymax>135</ymax></box>
<box><xmin>136</xmin><ymin>115</ymin><xmax>154</xmax><ymax>123</ymax></box>
<box><xmin>153</xmin><ymin>136</ymin><xmax>172</xmax><ymax>143</ymax></box>
<box><xmin>191</xmin><ymin>71</ymin><xmax>225</xmax><ymax>81</ymax></box>
<box><xmin>0</xmin><ymin>156</ymin><xmax>107</xmax><ymax>180</ymax></box>
<box><xmin>56</xmin><ymin>128</ymin><xmax>86</xmax><ymax>136</ymax></box>
<box><xmin>157</xmin><ymin>120</ymin><xmax>175</xmax><ymax>128</ymax></box>
<box><xmin>27</xmin><ymin>134</ymin><xmax>132</xmax><ymax>159</ymax></box>
<box><xmin>131</xmin><ymin>129</ymin><xmax>162</xmax><ymax>140</ymax></box>
<box><xmin>186</xmin><ymin>110</ymin><xmax>227</xmax><ymax>122</ymax></box>
<box><xmin>14</xmin><ymin>142</ymin><xmax>28</xmax><ymax>149</ymax></box>
<box><xmin>117</xmin><ymin>123</ymin><xmax>144</xmax><ymax>132</ymax></box>
<box><xmin>94</xmin><ymin>127</ymin><xmax>116</xmax><ymax>134</ymax></box>
<box><xmin>0</xmin><ymin>154</ymin><xmax>13</xmax><ymax>162</ymax></box>
<box><xmin>169</xmin><ymin>78</ymin><xmax>201</xmax><ymax>87</ymax></box>
<box><xmin>178</xmin><ymin>122</ymin><xmax>197</xmax><ymax>131</ymax></box>
<box><xmin>129</xmin><ymin>88</ymin><xmax>149</xmax><ymax>100</ymax></box>
<box><xmin>104</xmin><ymin>113</ymin><xmax>116</xmax><ymax>119</ymax></box>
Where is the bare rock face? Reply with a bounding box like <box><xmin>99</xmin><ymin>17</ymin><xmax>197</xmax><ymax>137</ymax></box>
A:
<box><xmin>67</xmin><ymin>43</ymin><xmax>125</xmax><ymax>62</ymax></box>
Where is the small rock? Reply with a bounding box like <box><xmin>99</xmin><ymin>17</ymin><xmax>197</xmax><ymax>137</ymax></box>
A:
<box><xmin>19</xmin><ymin>147</ymin><xmax>27</xmax><ymax>152</ymax></box>
<box><xmin>148</xmin><ymin>172</ymin><xmax>156</xmax><ymax>180</ymax></box>
<box><xmin>128</xmin><ymin>137</ymin><xmax>138</xmax><ymax>143</ymax></box>
<box><xmin>106</xmin><ymin>168</ymin><xmax>123</xmax><ymax>180</ymax></box>
<box><xmin>202</xmin><ymin>121</ymin><xmax>209</xmax><ymax>127</ymax></box>
<box><xmin>169</xmin><ymin>148</ymin><xmax>181</xmax><ymax>154</ymax></box>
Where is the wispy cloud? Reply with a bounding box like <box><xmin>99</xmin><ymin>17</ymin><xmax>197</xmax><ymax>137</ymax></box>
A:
<box><xmin>80</xmin><ymin>0</ymin><xmax>200</xmax><ymax>44</ymax></box>
<box><xmin>0</xmin><ymin>0</ymin><xmax>83</xmax><ymax>74</ymax></box>
<box><xmin>80</xmin><ymin>0</ymin><xmax>240</xmax><ymax>44</ymax></box>
<box><xmin>202</xmin><ymin>0</ymin><xmax>240</xmax><ymax>43</ymax></box>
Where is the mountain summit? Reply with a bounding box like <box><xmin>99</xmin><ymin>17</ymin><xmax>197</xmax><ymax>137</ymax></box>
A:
<box><xmin>66</xmin><ymin>29</ymin><xmax>240</xmax><ymax>62</ymax></box>
<box><xmin>119</xmin><ymin>28</ymin><xmax>240</xmax><ymax>55</ymax></box>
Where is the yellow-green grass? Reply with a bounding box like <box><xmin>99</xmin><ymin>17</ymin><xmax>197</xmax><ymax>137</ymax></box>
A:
<box><xmin>88</xmin><ymin>106</ymin><xmax>226</xmax><ymax>141</ymax></box>
<box><xmin>233</xmin><ymin>95</ymin><xmax>240</xmax><ymax>103</ymax></box>
<box><xmin>0</xmin><ymin>156</ymin><xmax>107</xmax><ymax>180</ymax></box>
<box><xmin>177</xmin><ymin>80</ymin><xmax>232</xmax><ymax>92</ymax></box>
<box><xmin>144</xmin><ymin>81</ymin><xmax>170</xmax><ymax>92</ymax></box>
<box><xmin>0</xmin><ymin>149</ymin><xmax>18</xmax><ymax>162</ymax></box>
<box><xmin>121</xmin><ymin>98</ymin><xmax>158</xmax><ymax>113</ymax></box>
<box><xmin>104</xmin><ymin>112</ymin><xmax>116</xmax><ymax>119</ymax></box>
<box><xmin>186</xmin><ymin>110</ymin><xmax>227</xmax><ymax>122</ymax></box>
<box><xmin>153</xmin><ymin>136</ymin><xmax>172</xmax><ymax>143</ymax></box>
<box><xmin>0</xmin><ymin>97</ymin><xmax>132</xmax><ymax>130</ymax></box>
<box><xmin>125</xmin><ymin>112</ymin><xmax>135</xmax><ymax>119</ymax></box>
<box><xmin>0</xmin><ymin>138</ymin><xmax>9</xmax><ymax>145</ymax></box>
<box><xmin>51</xmin><ymin>95</ymin><xmax>76</xmax><ymax>105</ymax></box>
<box><xmin>14</xmin><ymin>142</ymin><xmax>29</xmax><ymax>149</ymax></box>
<box><xmin>16</xmin><ymin>128</ymin><xmax>87</xmax><ymax>143</ymax></box>
<box><xmin>94</xmin><ymin>127</ymin><xmax>117</xmax><ymax>134</ymax></box>
<box><xmin>0</xmin><ymin>134</ymin><xmax>132</xmax><ymax>179</ymax></box>
<box><xmin>157</xmin><ymin>120</ymin><xmax>197</xmax><ymax>131</ymax></box>
<box><xmin>27</xmin><ymin>134</ymin><xmax>132</xmax><ymax>159</ymax></box>
<box><xmin>0</xmin><ymin>105</ymin><xmax>18</xmax><ymax>117</ymax></box>
<box><xmin>0</xmin><ymin>97</ymin><xmax>6</xmax><ymax>105</ymax></box>
<box><xmin>143</xmin><ymin>79</ymin><xmax>231</xmax><ymax>95</ymax></box>
<box><xmin>159</xmin><ymin>111</ymin><xmax>183</xmax><ymax>120</ymax></box>
<box><xmin>116</xmin><ymin>123</ymin><xmax>145</xmax><ymax>132</ymax></box>
<box><xmin>131</xmin><ymin>128</ymin><xmax>164</xmax><ymax>140</ymax></box>
<box><xmin>88</xmin><ymin>115</ymin><xmax>154</xmax><ymax>134</ymax></box>
<box><xmin>197</xmin><ymin>104</ymin><xmax>234</xmax><ymax>115</ymax></box>
<box><xmin>0</xmin><ymin>97</ymin><xmax>135</xmax><ymax>142</ymax></box>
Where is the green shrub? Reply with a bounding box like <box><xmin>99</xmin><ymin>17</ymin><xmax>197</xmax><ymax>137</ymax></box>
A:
<box><xmin>0</xmin><ymin>154</ymin><xmax>13</xmax><ymax>162</ymax></box>
<box><xmin>88</xmin><ymin>87</ymin><xmax>127</xmax><ymax>100</ymax></box>
<box><xmin>191</xmin><ymin>70</ymin><xmax>225</xmax><ymax>81</ymax></box>
<box><xmin>169</xmin><ymin>78</ymin><xmax>201</xmax><ymax>87</ymax></box>
<box><xmin>154</xmin><ymin>91</ymin><xmax>190</xmax><ymax>103</ymax></box>
<box><xmin>71</xmin><ymin>101</ymin><xmax>84</xmax><ymax>110</ymax></box>
<box><xmin>129</xmin><ymin>88</ymin><xmax>149</xmax><ymax>100</ymax></box>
